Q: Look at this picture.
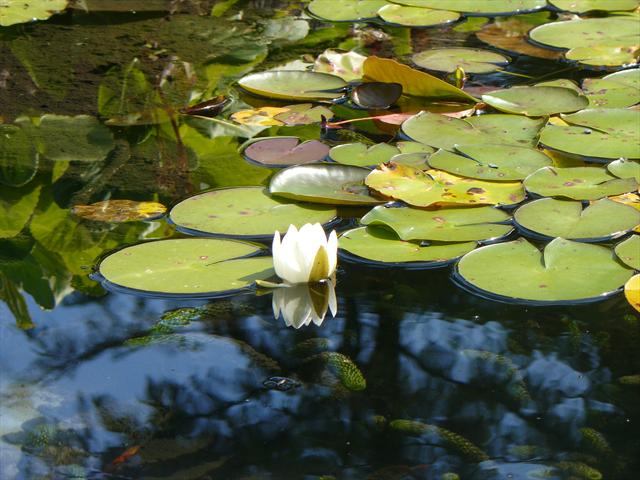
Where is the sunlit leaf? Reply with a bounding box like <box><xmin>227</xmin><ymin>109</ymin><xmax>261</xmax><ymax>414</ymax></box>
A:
<box><xmin>71</xmin><ymin>200</ymin><xmax>167</xmax><ymax>222</ymax></box>
<box><xmin>0</xmin><ymin>0</ymin><xmax>68</xmax><ymax>26</ymax></box>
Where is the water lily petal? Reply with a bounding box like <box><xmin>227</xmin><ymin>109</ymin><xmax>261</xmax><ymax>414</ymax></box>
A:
<box><xmin>328</xmin><ymin>280</ymin><xmax>337</xmax><ymax>317</ymax></box>
<box><xmin>327</xmin><ymin>230</ymin><xmax>338</xmax><ymax>276</ymax></box>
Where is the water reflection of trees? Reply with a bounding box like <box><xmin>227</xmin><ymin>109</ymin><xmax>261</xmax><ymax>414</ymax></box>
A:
<box><xmin>2</xmin><ymin>267</ymin><xmax>639</xmax><ymax>478</ymax></box>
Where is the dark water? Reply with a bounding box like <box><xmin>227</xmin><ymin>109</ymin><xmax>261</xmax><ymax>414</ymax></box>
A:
<box><xmin>1</xmin><ymin>1</ymin><xmax>639</xmax><ymax>479</ymax></box>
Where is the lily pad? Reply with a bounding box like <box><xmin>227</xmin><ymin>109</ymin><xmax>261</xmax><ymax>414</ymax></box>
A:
<box><xmin>608</xmin><ymin>159</ymin><xmax>640</xmax><ymax>183</ymax></box>
<box><xmin>98</xmin><ymin>238</ymin><xmax>274</xmax><ymax>296</ymax></box>
<box><xmin>307</xmin><ymin>0</ymin><xmax>388</xmax><ymax>22</ymax></box>
<box><xmin>401</xmin><ymin>112</ymin><xmax>544</xmax><ymax>150</ymax></box>
<box><xmin>514</xmin><ymin>198</ymin><xmax>640</xmax><ymax>241</ymax></box>
<box><xmin>243</xmin><ymin>137</ymin><xmax>329</xmax><ymax>168</ymax></box>
<box><xmin>169</xmin><ymin>187</ymin><xmax>337</xmax><ymax>238</ymax></box>
<box><xmin>16</xmin><ymin>114</ymin><xmax>115</xmax><ymax>162</ymax></box>
<box><xmin>0</xmin><ymin>124</ymin><xmax>38</xmax><ymax>187</ymax></box>
<box><xmin>361</xmin><ymin>204</ymin><xmax>512</xmax><ymax>241</ymax></box>
<box><xmin>72</xmin><ymin>200</ymin><xmax>167</xmax><ymax>222</ymax></box>
<box><xmin>377</xmin><ymin>4</ymin><xmax>460</xmax><ymax>27</ymax></box>
<box><xmin>329</xmin><ymin>143</ymin><xmax>399</xmax><ymax>167</ymax></box>
<box><xmin>413</xmin><ymin>48</ymin><xmax>509</xmax><ymax>74</ymax></box>
<box><xmin>180</xmin><ymin>96</ymin><xmax>229</xmax><ymax>118</ymax></box>
<box><xmin>550</xmin><ymin>0</ymin><xmax>639</xmax><ymax>12</ymax></box>
<box><xmin>365</xmin><ymin>163</ymin><xmax>525</xmax><ymax>207</ymax></box>
<box><xmin>482</xmin><ymin>86</ymin><xmax>588</xmax><ymax>116</ymax></box>
<box><xmin>523</xmin><ymin>166</ymin><xmax>638</xmax><ymax>200</ymax></box>
<box><xmin>237</xmin><ymin>71</ymin><xmax>347</xmax><ymax>101</ymax></box>
<box><xmin>313</xmin><ymin>49</ymin><xmax>367</xmax><ymax>81</ymax></box>
<box><xmin>615</xmin><ymin>235</ymin><xmax>640</xmax><ymax>269</ymax></box>
<box><xmin>397</xmin><ymin>141</ymin><xmax>435</xmax><ymax>154</ymax></box>
<box><xmin>390</xmin><ymin>0</ymin><xmax>546</xmax><ymax>15</ymax></box>
<box><xmin>389</xmin><ymin>152</ymin><xmax>431</xmax><ymax>168</ymax></box>
<box><xmin>456</xmin><ymin>237</ymin><xmax>633</xmax><ymax>303</ymax></box>
<box><xmin>625</xmin><ymin>274</ymin><xmax>640</xmax><ymax>312</ymax></box>
<box><xmin>339</xmin><ymin>226</ymin><xmax>476</xmax><ymax>267</ymax></box>
<box><xmin>351</xmin><ymin>82</ymin><xmax>403</xmax><ymax>109</ymax></box>
<box><xmin>582</xmin><ymin>69</ymin><xmax>640</xmax><ymax>109</ymax></box>
<box><xmin>0</xmin><ymin>0</ymin><xmax>68</xmax><ymax>26</ymax></box>
<box><xmin>269</xmin><ymin>163</ymin><xmax>381</xmax><ymax>205</ymax></box>
<box><xmin>528</xmin><ymin>17</ymin><xmax>639</xmax><ymax>68</ymax></box>
<box><xmin>540</xmin><ymin>109</ymin><xmax>640</xmax><ymax>161</ymax></box>
<box><xmin>429</xmin><ymin>145</ymin><xmax>552</xmax><ymax>181</ymax></box>
<box><xmin>232</xmin><ymin>104</ymin><xmax>332</xmax><ymax>127</ymax></box>
<box><xmin>363</xmin><ymin>56</ymin><xmax>477</xmax><ymax>103</ymax></box>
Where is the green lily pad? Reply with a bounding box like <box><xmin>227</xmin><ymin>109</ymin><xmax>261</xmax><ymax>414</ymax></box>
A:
<box><xmin>307</xmin><ymin>0</ymin><xmax>388</xmax><ymax>21</ymax></box>
<box><xmin>413</xmin><ymin>48</ymin><xmax>509</xmax><ymax>74</ymax></box>
<box><xmin>615</xmin><ymin>235</ymin><xmax>640</xmax><ymax>269</ymax></box>
<box><xmin>0</xmin><ymin>0</ymin><xmax>68</xmax><ymax>26</ymax></box>
<box><xmin>0</xmin><ymin>124</ymin><xmax>38</xmax><ymax>187</ymax></box>
<box><xmin>365</xmin><ymin>163</ymin><xmax>525</xmax><ymax>207</ymax></box>
<box><xmin>98</xmin><ymin>238</ymin><xmax>274</xmax><ymax>296</ymax></box>
<box><xmin>528</xmin><ymin>17</ymin><xmax>639</xmax><ymax>68</ymax></box>
<box><xmin>389</xmin><ymin>152</ymin><xmax>431</xmax><ymax>169</ymax></box>
<box><xmin>269</xmin><ymin>163</ymin><xmax>382</xmax><ymax>205</ymax></box>
<box><xmin>339</xmin><ymin>226</ymin><xmax>476</xmax><ymax>266</ymax></box>
<box><xmin>540</xmin><ymin>109</ymin><xmax>640</xmax><ymax>161</ymax></box>
<box><xmin>397</xmin><ymin>141</ymin><xmax>435</xmax><ymax>154</ymax></box>
<box><xmin>16</xmin><ymin>115</ymin><xmax>115</xmax><ymax>162</ymax></box>
<box><xmin>524</xmin><ymin>166</ymin><xmax>638</xmax><ymax>200</ymax></box>
<box><xmin>550</xmin><ymin>0</ymin><xmax>639</xmax><ymax>13</ymax></box>
<box><xmin>482</xmin><ymin>86</ymin><xmax>588</xmax><ymax>117</ymax></box>
<box><xmin>582</xmin><ymin>69</ymin><xmax>640</xmax><ymax>109</ymax></box>
<box><xmin>377</xmin><ymin>4</ymin><xmax>460</xmax><ymax>27</ymax></box>
<box><xmin>169</xmin><ymin>187</ymin><xmax>337</xmax><ymax>238</ymax></box>
<box><xmin>237</xmin><ymin>71</ymin><xmax>347</xmax><ymax>101</ymax></box>
<box><xmin>401</xmin><ymin>112</ymin><xmax>544</xmax><ymax>150</ymax></box>
<box><xmin>429</xmin><ymin>145</ymin><xmax>552</xmax><ymax>181</ymax></box>
<box><xmin>329</xmin><ymin>143</ymin><xmax>399</xmax><ymax>167</ymax></box>
<box><xmin>514</xmin><ymin>198</ymin><xmax>640</xmax><ymax>241</ymax></box>
<box><xmin>390</xmin><ymin>0</ymin><xmax>546</xmax><ymax>15</ymax></box>
<box><xmin>361</xmin><ymin>204</ymin><xmax>512</xmax><ymax>241</ymax></box>
<box><xmin>456</xmin><ymin>237</ymin><xmax>634</xmax><ymax>303</ymax></box>
<box><xmin>608</xmin><ymin>159</ymin><xmax>640</xmax><ymax>183</ymax></box>
<box><xmin>243</xmin><ymin>137</ymin><xmax>329</xmax><ymax>167</ymax></box>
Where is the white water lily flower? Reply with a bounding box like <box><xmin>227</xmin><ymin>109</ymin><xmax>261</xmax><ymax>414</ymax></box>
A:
<box><xmin>272</xmin><ymin>223</ymin><xmax>338</xmax><ymax>284</ymax></box>
<box><xmin>272</xmin><ymin>281</ymin><xmax>337</xmax><ymax>329</ymax></box>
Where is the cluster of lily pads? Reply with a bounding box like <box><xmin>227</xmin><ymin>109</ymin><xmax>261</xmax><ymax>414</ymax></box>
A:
<box><xmin>97</xmin><ymin>32</ymin><xmax>640</xmax><ymax>308</ymax></box>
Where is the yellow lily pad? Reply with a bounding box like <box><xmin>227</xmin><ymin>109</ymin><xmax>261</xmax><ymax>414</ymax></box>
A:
<box><xmin>625</xmin><ymin>274</ymin><xmax>640</xmax><ymax>313</ymax></box>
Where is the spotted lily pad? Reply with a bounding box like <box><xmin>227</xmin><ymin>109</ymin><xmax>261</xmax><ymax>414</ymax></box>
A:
<box><xmin>550</xmin><ymin>0</ymin><xmax>639</xmax><ymax>12</ymax></box>
<box><xmin>523</xmin><ymin>166</ymin><xmax>638</xmax><ymax>200</ymax></box>
<box><xmin>98</xmin><ymin>238</ymin><xmax>274</xmax><ymax>296</ymax></box>
<box><xmin>339</xmin><ymin>226</ymin><xmax>476</xmax><ymax>267</ymax></box>
<box><xmin>169</xmin><ymin>187</ymin><xmax>337</xmax><ymax>238</ymax></box>
<box><xmin>514</xmin><ymin>198</ymin><xmax>640</xmax><ymax>241</ymax></box>
<box><xmin>401</xmin><ymin>112</ymin><xmax>544</xmax><ymax>150</ymax></box>
<box><xmin>237</xmin><ymin>71</ymin><xmax>347</xmax><ymax>101</ymax></box>
<box><xmin>269</xmin><ymin>163</ymin><xmax>381</xmax><ymax>205</ymax></box>
<box><xmin>625</xmin><ymin>274</ymin><xmax>640</xmax><ymax>312</ymax></box>
<box><xmin>582</xmin><ymin>69</ymin><xmax>640</xmax><ymax>109</ymax></box>
<box><xmin>365</xmin><ymin>163</ymin><xmax>525</xmax><ymax>207</ymax></box>
<box><xmin>0</xmin><ymin>0</ymin><xmax>68</xmax><ymax>26</ymax></box>
<box><xmin>429</xmin><ymin>145</ymin><xmax>552</xmax><ymax>181</ymax></box>
<box><xmin>243</xmin><ymin>137</ymin><xmax>329</xmax><ymax>168</ymax></box>
<box><xmin>329</xmin><ymin>143</ymin><xmax>399</xmax><ymax>167</ymax></box>
<box><xmin>351</xmin><ymin>82</ymin><xmax>403</xmax><ymax>109</ymax></box>
<box><xmin>391</xmin><ymin>0</ymin><xmax>546</xmax><ymax>15</ymax></box>
<box><xmin>413</xmin><ymin>48</ymin><xmax>509</xmax><ymax>74</ymax></box>
<box><xmin>72</xmin><ymin>200</ymin><xmax>167</xmax><ymax>222</ymax></box>
<box><xmin>608</xmin><ymin>159</ymin><xmax>640</xmax><ymax>183</ymax></box>
<box><xmin>615</xmin><ymin>235</ymin><xmax>640</xmax><ymax>269</ymax></box>
<box><xmin>540</xmin><ymin>109</ymin><xmax>640</xmax><ymax>161</ymax></box>
<box><xmin>361</xmin><ymin>204</ymin><xmax>512</xmax><ymax>241</ymax></box>
<box><xmin>377</xmin><ymin>4</ymin><xmax>460</xmax><ymax>27</ymax></box>
<box><xmin>482</xmin><ymin>86</ymin><xmax>588</xmax><ymax>117</ymax></box>
<box><xmin>0</xmin><ymin>124</ymin><xmax>38</xmax><ymax>187</ymax></box>
<box><xmin>456</xmin><ymin>237</ymin><xmax>634</xmax><ymax>303</ymax></box>
<box><xmin>307</xmin><ymin>0</ymin><xmax>388</xmax><ymax>22</ymax></box>
<box><xmin>528</xmin><ymin>17</ymin><xmax>640</xmax><ymax>68</ymax></box>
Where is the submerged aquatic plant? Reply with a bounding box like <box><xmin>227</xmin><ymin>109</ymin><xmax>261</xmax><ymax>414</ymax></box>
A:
<box><xmin>272</xmin><ymin>223</ymin><xmax>338</xmax><ymax>285</ymax></box>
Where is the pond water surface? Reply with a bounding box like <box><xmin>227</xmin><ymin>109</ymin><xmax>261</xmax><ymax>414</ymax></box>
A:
<box><xmin>1</xmin><ymin>1</ymin><xmax>639</xmax><ymax>479</ymax></box>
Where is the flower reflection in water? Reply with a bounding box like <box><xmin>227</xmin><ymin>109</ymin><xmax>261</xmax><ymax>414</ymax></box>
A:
<box><xmin>271</xmin><ymin>279</ymin><xmax>337</xmax><ymax>328</ymax></box>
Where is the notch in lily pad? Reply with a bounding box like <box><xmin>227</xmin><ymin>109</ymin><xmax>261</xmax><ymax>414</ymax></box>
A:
<box><xmin>350</xmin><ymin>82</ymin><xmax>403</xmax><ymax>109</ymax></box>
<box><xmin>242</xmin><ymin>137</ymin><xmax>329</xmax><ymax>168</ymax></box>
<box><xmin>413</xmin><ymin>48</ymin><xmax>510</xmax><ymax>75</ymax></box>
